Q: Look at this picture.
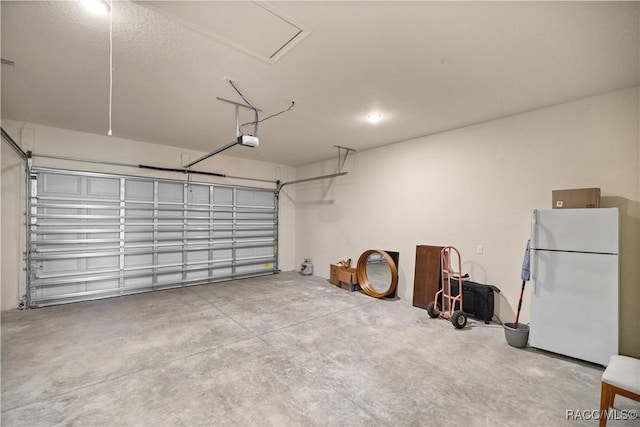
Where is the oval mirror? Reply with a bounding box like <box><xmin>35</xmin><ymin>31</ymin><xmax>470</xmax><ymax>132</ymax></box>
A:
<box><xmin>356</xmin><ymin>249</ymin><xmax>398</xmax><ymax>298</ymax></box>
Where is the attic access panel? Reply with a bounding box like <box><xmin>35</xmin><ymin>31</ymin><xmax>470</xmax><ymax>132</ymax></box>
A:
<box><xmin>136</xmin><ymin>1</ymin><xmax>309</xmax><ymax>63</ymax></box>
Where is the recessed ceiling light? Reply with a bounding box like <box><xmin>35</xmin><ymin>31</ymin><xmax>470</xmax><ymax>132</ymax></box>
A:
<box><xmin>80</xmin><ymin>0</ymin><xmax>110</xmax><ymax>15</ymax></box>
<box><xmin>367</xmin><ymin>112</ymin><xmax>383</xmax><ymax>124</ymax></box>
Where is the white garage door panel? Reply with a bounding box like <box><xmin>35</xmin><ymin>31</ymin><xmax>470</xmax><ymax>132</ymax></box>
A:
<box><xmin>41</xmin><ymin>258</ymin><xmax>82</xmax><ymax>273</ymax></box>
<box><xmin>126</xmin><ymin>180</ymin><xmax>153</xmax><ymax>199</ymax></box>
<box><xmin>87</xmin><ymin>255</ymin><xmax>119</xmax><ymax>269</ymax></box>
<box><xmin>87</xmin><ymin>278</ymin><xmax>119</xmax><ymax>292</ymax></box>
<box><xmin>87</xmin><ymin>177</ymin><xmax>120</xmax><ymax>198</ymax></box>
<box><xmin>42</xmin><ymin>173</ymin><xmax>81</xmax><ymax>194</ymax></box>
<box><xmin>27</xmin><ymin>168</ymin><xmax>278</xmax><ymax>307</ymax></box>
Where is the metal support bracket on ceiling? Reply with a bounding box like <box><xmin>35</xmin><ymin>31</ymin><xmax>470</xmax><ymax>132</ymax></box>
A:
<box><xmin>182</xmin><ymin>97</ymin><xmax>262</xmax><ymax>169</ymax></box>
<box><xmin>216</xmin><ymin>97</ymin><xmax>262</xmax><ymax>138</ymax></box>
<box><xmin>333</xmin><ymin>145</ymin><xmax>355</xmax><ymax>174</ymax></box>
<box><xmin>277</xmin><ymin>145</ymin><xmax>356</xmax><ymax>194</ymax></box>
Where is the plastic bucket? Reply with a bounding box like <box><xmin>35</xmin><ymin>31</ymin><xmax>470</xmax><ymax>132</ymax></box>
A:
<box><xmin>504</xmin><ymin>322</ymin><xmax>529</xmax><ymax>348</ymax></box>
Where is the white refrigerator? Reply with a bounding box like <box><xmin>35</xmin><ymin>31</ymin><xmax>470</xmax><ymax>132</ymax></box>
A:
<box><xmin>529</xmin><ymin>208</ymin><xmax>619</xmax><ymax>366</ymax></box>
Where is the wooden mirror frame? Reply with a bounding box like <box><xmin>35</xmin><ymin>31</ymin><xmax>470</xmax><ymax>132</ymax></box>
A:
<box><xmin>356</xmin><ymin>249</ymin><xmax>398</xmax><ymax>298</ymax></box>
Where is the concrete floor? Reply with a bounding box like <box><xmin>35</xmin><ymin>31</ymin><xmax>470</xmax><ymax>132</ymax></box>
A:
<box><xmin>1</xmin><ymin>271</ymin><xmax>638</xmax><ymax>426</ymax></box>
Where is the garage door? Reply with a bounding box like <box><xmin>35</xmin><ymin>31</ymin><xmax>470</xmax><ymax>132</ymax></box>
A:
<box><xmin>27</xmin><ymin>168</ymin><xmax>278</xmax><ymax>307</ymax></box>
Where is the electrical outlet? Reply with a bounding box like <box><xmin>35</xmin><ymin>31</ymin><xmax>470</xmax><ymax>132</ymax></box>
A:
<box><xmin>476</xmin><ymin>245</ymin><xmax>484</xmax><ymax>255</ymax></box>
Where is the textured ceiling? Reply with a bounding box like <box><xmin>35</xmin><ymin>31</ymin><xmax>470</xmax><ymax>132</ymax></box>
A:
<box><xmin>1</xmin><ymin>1</ymin><xmax>638</xmax><ymax>167</ymax></box>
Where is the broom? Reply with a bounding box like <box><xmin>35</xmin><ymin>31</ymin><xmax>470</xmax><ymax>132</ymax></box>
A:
<box><xmin>514</xmin><ymin>240</ymin><xmax>531</xmax><ymax>329</ymax></box>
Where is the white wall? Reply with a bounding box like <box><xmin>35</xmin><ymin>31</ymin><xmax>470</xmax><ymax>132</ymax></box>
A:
<box><xmin>1</xmin><ymin>138</ymin><xmax>27</xmax><ymax>312</ymax></box>
<box><xmin>0</xmin><ymin>120</ymin><xmax>297</xmax><ymax>310</ymax></box>
<box><xmin>294</xmin><ymin>87</ymin><xmax>640</xmax><ymax>357</ymax></box>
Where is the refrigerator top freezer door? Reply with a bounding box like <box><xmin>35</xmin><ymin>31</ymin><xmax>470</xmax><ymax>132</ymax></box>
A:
<box><xmin>531</xmin><ymin>208</ymin><xmax>618</xmax><ymax>254</ymax></box>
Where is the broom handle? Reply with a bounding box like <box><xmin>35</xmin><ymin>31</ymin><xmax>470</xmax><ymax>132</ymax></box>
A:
<box><xmin>514</xmin><ymin>280</ymin><xmax>526</xmax><ymax>329</ymax></box>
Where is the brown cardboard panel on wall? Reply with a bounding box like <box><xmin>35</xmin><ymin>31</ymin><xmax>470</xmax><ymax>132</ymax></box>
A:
<box><xmin>552</xmin><ymin>188</ymin><xmax>600</xmax><ymax>209</ymax></box>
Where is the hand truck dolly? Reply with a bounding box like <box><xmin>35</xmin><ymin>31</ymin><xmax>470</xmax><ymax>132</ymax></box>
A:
<box><xmin>426</xmin><ymin>246</ymin><xmax>467</xmax><ymax>329</ymax></box>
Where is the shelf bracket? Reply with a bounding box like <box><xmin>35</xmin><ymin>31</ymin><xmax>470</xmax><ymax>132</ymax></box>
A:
<box><xmin>333</xmin><ymin>145</ymin><xmax>356</xmax><ymax>173</ymax></box>
<box><xmin>277</xmin><ymin>145</ymin><xmax>355</xmax><ymax>194</ymax></box>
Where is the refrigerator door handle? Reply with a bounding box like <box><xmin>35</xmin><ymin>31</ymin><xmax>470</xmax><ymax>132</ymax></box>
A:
<box><xmin>530</xmin><ymin>209</ymin><xmax>538</xmax><ymax>249</ymax></box>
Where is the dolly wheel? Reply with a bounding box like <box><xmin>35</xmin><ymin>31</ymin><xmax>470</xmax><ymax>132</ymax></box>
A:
<box><xmin>451</xmin><ymin>310</ymin><xmax>467</xmax><ymax>329</ymax></box>
<box><xmin>426</xmin><ymin>301</ymin><xmax>440</xmax><ymax>318</ymax></box>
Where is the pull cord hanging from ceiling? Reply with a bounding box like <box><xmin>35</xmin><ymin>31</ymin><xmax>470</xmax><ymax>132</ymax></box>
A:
<box><xmin>108</xmin><ymin>0</ymin><xmax>113</xmax><ymax>136</ymax></box>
